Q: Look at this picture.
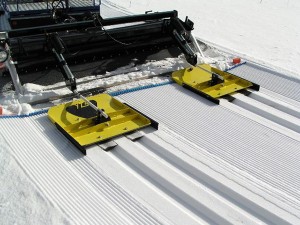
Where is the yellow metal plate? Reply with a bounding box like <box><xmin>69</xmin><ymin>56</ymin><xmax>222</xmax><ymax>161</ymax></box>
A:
<box><xmin>172</xmin><ymin>64</ymin><xmax>254</xmax><ymax>101</ymax></box>
<box><xmin>48</xmin><ymin>94</ymin><xmax>152</xmax><ymax>147</ymax></box>
<box><xmin>172</xmin><ymin>64</ymin><xmax>212</xmax><ymax>86</ymax></box>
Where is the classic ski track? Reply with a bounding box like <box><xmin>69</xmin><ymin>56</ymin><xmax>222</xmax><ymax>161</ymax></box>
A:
<box><xmin>1</xmin><ymin>117</ymin><xmax>131</xmax><ymax>225</ymax></box>
<box><xmin>219</xmin><ymin>89</ymin><xmax>300</xmax><ymax>141</ymax></box>
<box><xmin>219</xmin><ymin>91</ymin><xmax>300</xmax><ymax>203</ymax></box>
<box><xmin>118</xmin><ymin>84</ymin><xmax>300</xmax><ymax>216</ymax></box>
<box><xmin>108</xmin><ymin>137</ymin><xmax>264</xmax><ymax>225</ymax></box>
<box><xmin>151</xmin><ymin>127</ymin><xmax>300</xmax><ymax>216</ymax></box>
<box><xmin>87</xmin><ymin>128</ymin><xmax>300</xmax><ymax>224</ymax></box>
<box><xmin>229</xmin><ymin>62</ymin><xmax>300</xmax><ymax>102</ymax></box>
<box><xmin>229</xmin><ymin>93</ymin><xmax>300</xmax><ymax>134</ymax></box>
<box><xmin>0</xmin><ymin>115</ymin><xmax>171</xmax><ymax>225</ymax></box>
<box><xmin>137</xmin><ymin>132</ymin><xmax>300</xmax><ymax>223</ymax></box>
<box><xmin>1</xmin><ymin>121</ymin><xmax>105</xmax><ymax>225</ymax></box>
<box><xmin>30</xmin><ymin>117</ymin><xmax>170</xmax><ymax>225</ymax></box>
<box><xmin>87</xmin><ymin>143</ymin><xmax>209</xmax><ymax>225</ymax></box>
<box><xmin>246</xmin><ymin>89</ymin><xmax>300</xmax><ymax>119</ymax></box>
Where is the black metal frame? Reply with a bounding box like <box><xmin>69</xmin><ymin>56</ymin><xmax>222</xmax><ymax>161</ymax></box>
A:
<box><xmin>5</xmin><ymin>11</ymin><xmax>197</xmax><ymax>76</ymax></box>
<box><xmin>8</xmin><ymin>11</ymin><xmax>178</xmax><ymax>37</ymax></box>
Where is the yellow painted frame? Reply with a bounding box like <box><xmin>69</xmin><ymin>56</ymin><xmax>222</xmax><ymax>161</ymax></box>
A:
<box><xmin>172</xmin><ymin>64</ymin><xmax>257</xmax><ymax>103</ymax></box>
<box><xmin>48</xmin><ymin>94</ymin><xmax>152</xmax><ymax>152</ymax></box>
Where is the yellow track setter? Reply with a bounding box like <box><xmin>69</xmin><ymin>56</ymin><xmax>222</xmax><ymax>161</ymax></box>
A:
<box><xmin>45</xmin><ymin>33</ymin><xmax>158</xmax><ymax>155</ymax></box>
<box><xmin>172</xmin><ymin>64</ymin><xmax>259</xmax><ymax>104</ymax></box>
<box><xmin>48</xmin><ymin>94</ymin><xmax>158</xmax><ymax>155</ymax></box>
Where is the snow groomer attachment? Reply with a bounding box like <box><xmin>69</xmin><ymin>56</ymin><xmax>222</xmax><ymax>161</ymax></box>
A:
<box><xmin>2</xmin><ymin>8</ymin><xmax>201</xmax><ymax>154</ymax></box>
<box><xmin>163</xmin><ymin>14</ymin><xmax>260</xmax><ymax>104</ymax></box>
<box><xmin>46</xmin><ymin>33</ymin><xmax>158</xmax><ymax>155</ymax></box>
<box><xmin>172</xmin><ymin>64</ymin><xmax>260</xmax><ymax>104</ymax></box>
<box><xmin>48</xmin><ymin>94</ymin><xmax>157</xmax><ymax>155</ymax></box>
<box><xmin>5</xmin><ymin>10</ymin><xmax>198</xmax><ymax>76</ymax></box>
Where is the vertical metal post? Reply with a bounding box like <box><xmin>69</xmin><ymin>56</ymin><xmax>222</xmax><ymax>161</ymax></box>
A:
<box><xmin>1</xmin><ymin>32</ymin><xmax>23</xmax><ymax>95</ymax></box>
<box><xmin>65</xmin><ymin>0</ymin><xmax>69</xmax><ymax>9</ymax></box>
<box><xmin>190</xmin><ymin>33</ymin><xmax>204</xmax><ymax>57</ymax></box>
<box><xmin>98</xmin><ymin>0</ymin><xmax>100</xmax><ymax>14</ymax></box>
<box><xmin>5</xmin><ymin>59</ymin><xmax>23</xmax><ymax>95</ymax></box>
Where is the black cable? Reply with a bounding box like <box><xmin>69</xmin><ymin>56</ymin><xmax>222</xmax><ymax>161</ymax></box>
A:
<box><xmin>94</xmin><ymin>14</ymin><xmax>132</xmax><ymax>46</ymax></box>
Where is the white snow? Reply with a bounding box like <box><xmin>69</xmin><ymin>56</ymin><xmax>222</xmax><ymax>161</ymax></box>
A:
<box><xmin>1</xmin><ymin>1</ymin><xmax>300</xmax><ymax>224</ymax></box>
<box><xmin>0</xmin><ymin>134</ymin><xmax>70</xmax><ymax>225</ymax></box>
<box><xmin>104</xmin><ymin>0</ymin><xmax>300</xmax><ymax>78</ymax></box>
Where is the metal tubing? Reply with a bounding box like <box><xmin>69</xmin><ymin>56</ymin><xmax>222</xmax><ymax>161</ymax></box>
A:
<box><xmin>75</xmin><ymin>91</ymin><xmax>109</xmax><ymax>119</ymax></box>
<box><xmin>196</xmin><ymin>65</ymin><xmax>224</xmax><ymax>83</ymax></box>
<box><xmin>190</xmin><ymin>33</ymin><xmax>204</xmax><ymax>57</ymax></box>
<box><xmin>8</xmin><ymin>11</ymin><xmax>178</xmax><ymax>38</ymax></box>
<box><xmin>5</xmin><ymin>59</ymin><xmax>23</xmax><ymax>95</ymax></box>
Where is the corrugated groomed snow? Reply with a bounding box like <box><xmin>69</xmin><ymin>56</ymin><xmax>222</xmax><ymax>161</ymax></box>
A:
<box><xmin>1</xmin><ymin>1</ymin><xmax>300</xmax><ymax>224</ymax></box>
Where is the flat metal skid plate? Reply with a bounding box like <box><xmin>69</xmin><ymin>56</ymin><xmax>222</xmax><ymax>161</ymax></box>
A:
<box><xmin>48</xmin><ymin>94</ymin><xmax>152</xmax><ymax>148</ymax></box>
<box><xmin>98</xmin><ymin>141</ymin><xmax>118</xmax><ymax>151</ymax></box>
<box><xmin>172</xmin><ymin>64</ymin><xmax>255</xmax><ymax>103</ymax></box>
<box><xmin>125</xmin><ymin>131</ymin><xmax>144</xmax><ymax>141</ymax></box>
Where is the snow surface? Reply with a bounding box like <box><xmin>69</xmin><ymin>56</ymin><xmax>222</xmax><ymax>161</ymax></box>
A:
<box><xmin>104</xmin><ymin>0</ymin><xmax>300</xmax><ymax>78</ymax></box>
<box><xmin>1</xmin><ymin>1</ymin><xmax>300</xmax><ymax>224</ymax></box>
<box><xmin>0</xmin><ymin>134</ymin><xmax>70</xmax><ymax>225</ymax></box>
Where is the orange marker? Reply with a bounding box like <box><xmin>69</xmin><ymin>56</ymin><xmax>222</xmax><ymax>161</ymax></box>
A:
<box><xmin>233</xmin><ymin>58</ymin><xmax>241</xmax><ymax>64</ymax></box>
